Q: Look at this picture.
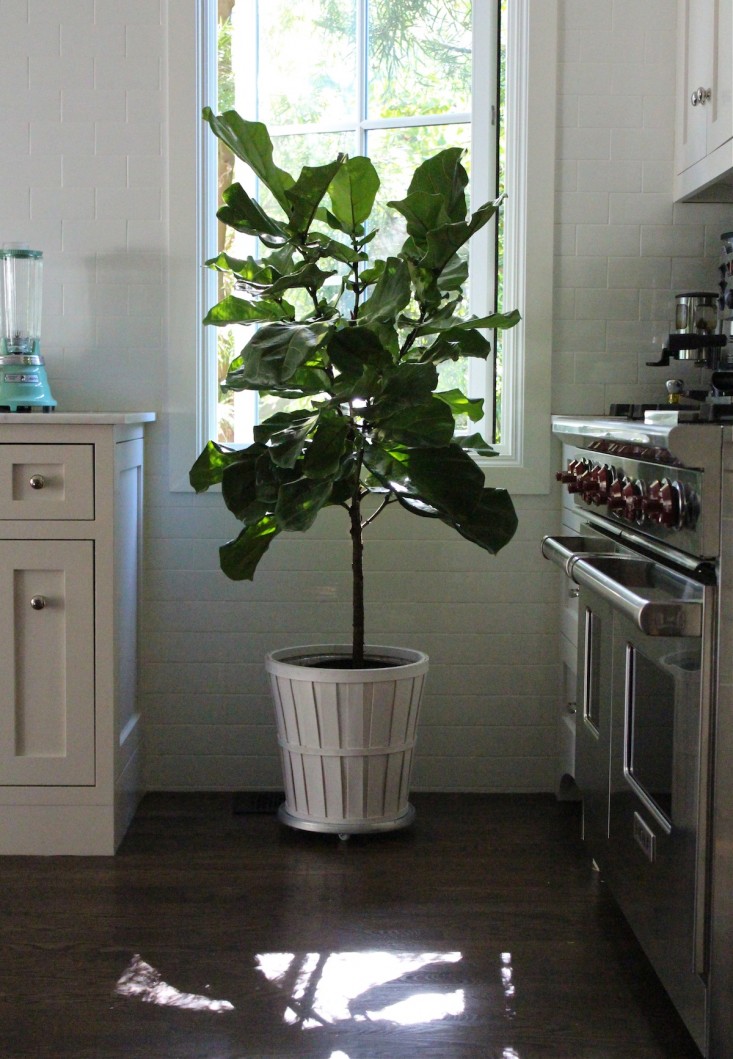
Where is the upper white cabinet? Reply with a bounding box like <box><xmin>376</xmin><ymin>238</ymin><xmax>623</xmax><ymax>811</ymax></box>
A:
<box><xmin>675</xmin><ymin>0</ymin><xmax>733</xmax><ymax>201</ymax></box>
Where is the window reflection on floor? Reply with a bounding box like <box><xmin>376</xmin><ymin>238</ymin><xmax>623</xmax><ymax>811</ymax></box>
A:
<box><xmin>256</xmin><ymin>950</ymin><xmax>463</xmax><ymax>1028</ymax></box>
<box><xmin>115</xmin><ymin>954</ymin><xmax>234</xmax><ymax>1012</ymax></box>
<box><xmin>114</xmin><ymin>949</ymin><xmax>522</xmax><ymax>1056</ymax></box>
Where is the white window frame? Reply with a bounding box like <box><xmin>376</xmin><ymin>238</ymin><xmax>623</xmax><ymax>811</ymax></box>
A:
<box><xmin>166</xmin><ymin>0</ymin><xmax>556</xmax><ymax>493</ymax></box>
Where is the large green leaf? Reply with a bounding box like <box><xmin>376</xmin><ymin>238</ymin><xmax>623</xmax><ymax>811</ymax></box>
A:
<box><xmin>423</xmin><ymin>328</ymin><xmax>492</xmax><ymax>363</ymax></box>
<box><xmin>399</xmin><ymin>147</ymin><xmax>468</xmax><ymax>228</ymax></box>
<box><xmin>219</xmin><ymin>517</ymin><xmax>281</xmax><ymax>580</ymax></box>
<box><xmin>375</xmin><ymin>361</ymin><xmax>439</xmax><ymax>409</ymax></box>
<box><xmin>189</xmin><ymin>440</ymin><xmax>258</xmax><ymax>492</ymax></box>
<box><xmin>327</xmin><ymin>326</ymin><xmax>393</xmax><ymax>377</ymax></box>
<box><xmin>217</xmin><ymin>182</ymin><xmax>287</xmax><ymax>240</ymax></box>
<box><xmin>364</xmin><ymin>441</ymin><xmax>485</xmax><ymax>523</ymax></box>
<box><xmin>435</xmin><ymin>388</ymin><xmax>484</xmax><ymax>422</ymax></box>
<box><xmin>302</xmin><ymin>412</ymin><xmax>350</xmax><ymax>480</ymax></box>
<box><xmin>203</xmin><ymin>108</ymin><xmax>293</xmax><ymax>212</ymax></box>
<box><xmin>328</xmin><ymin>156</ymin><xmax>380</xmax><ymax>233</ymax></box>
<box><xmin>360</xmin><ymin>257</ymin><xmax>411</xmax><ymax>323</ymax></box>
<box><xmin>225</xmin><ymin>321</ymin><xmax>331</xmax><ymax>391</ymax></box>
<box><xmin>443</xmin><ymin>487</ymin><xmax>518</xmax><ymax>554</ymax></box>
<box><xmin>457</xmin><ymin>432</ymin><xmax>498</xmax><ymax>457</ymax></box>
<box><xmin>253</xmin><ymin>410</ymin><xmax>318</xmax><ymax>468</ymax></box>
<box><xmin>386</xmin><ymin>190</ymin><xmax>450</xmax><ymax>243</ymax></box>
<box><xmin>285</xmin><ymin>159</ymin><xmax>345</xmax><ymax>236</ymax></box>
<box><xmin>373</xmin><ymin>398</ymin><xmax>455</xmax><ymax>448</ymax></box>
<box><xmin>221</xmin><ymin>445</ymin><xmax>269</xmax><ymax>520</ymax></box>
<box><xmin>264</xmin><ymin>262</ymin><xmax>337</xmax><ymax>298</ymax></box>
<box><xmin>204</xmin><ymin>294</ymin><xmax>291</xmax><ymax>327</ymax></box>
<box><xmin>275</xmin><ymin>476</ymin><xmax>333</xmax><ymax>531</ymax></box>
<box><xmin>419</xmin><ymin>199</ymin><xmax>500</xmax><ymax>274</ymax></box>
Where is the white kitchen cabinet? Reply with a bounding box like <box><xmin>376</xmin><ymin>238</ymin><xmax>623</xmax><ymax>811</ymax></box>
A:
<box><xmin>675</xmin><ymin>0</ymin><xmax>733</xmax><ymax>200</ymax></box>
<box><xmin>0</xmin><ymin>413</ymin><xmax>154</xmax><ymax>854</ymax></box>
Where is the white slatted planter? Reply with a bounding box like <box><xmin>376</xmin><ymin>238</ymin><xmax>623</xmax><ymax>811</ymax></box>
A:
<box><xmin>265</xmin><ymin>645</ymin><xmax>429</xmax><ymax>835</ymax></box>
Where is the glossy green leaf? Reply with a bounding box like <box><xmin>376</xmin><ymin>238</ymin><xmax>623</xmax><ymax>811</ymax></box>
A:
<box><xmin>457</xmin><ymin>432</ymin><xmax>498</xmax><ymax>456</ymax></box>
<box><xmin>217</xmin><ymin>182</ymin><xmax>288</xmax><ymax>240</ymax></box>
<box><xmin>373</xmin><ymin>398</ymin><xmax>455</xmax><ymax>448</ymax></box>
<box><xmin>275</xmin><ymin>476</ymin><xmax>333</xmax><ymax>531</ymax></box>
<box><xmin>364</xmin><ymin>441</ymin><xmax>485</xmax><ymax>523</ymax></box>
<box><xmin>254</xmin><ymin>410</ymin><xmax>318</xmax><ymax>468</ymax></box>
<box><xmin>328</xmin><ymin>156</ymin><xmax>380</xmax><ymax>233</ymax></box>
<box><xmin>435</xmin><ymin>388</ymin><xmax>484</xmax><ymax>422</ymax></box>
<box><xmin>189</xmin><ymin>440</ymin><xmax>255</xmax><ymax>492</ymax></box>
<box><xmin>302</xmin><ymin>413</ymin><xmax>350</xmax><ymax>479</ymax></box>
<box><xmin>285</xmin><ymin>159</ymin><xmax>345</xmax><ymax>235</ymax></box>
<box><xmin>360</xmin><ymin>257</ymin><xmax>411</xmax><ymax>323</ymax></box>
<box><xmin>204</xmin><ymin>294</ymin><xmax>291</xmax><ymax>327</ymax></box>
<box><xmin>203</xmin><ymin>108</ymin><xmax>293</xmax><ymax>212</ymax></box>
<box><xmin>443</xmin><ymin>487</ymin><xmax>518</xmax><ymax>554</ymax></box>
<box><xmin>225</xmin><ymin>321</ymin><xmax>331</xmax><ymax>390</ymax></box>
<box><xmin>219</xmin><ymin>517</ymin><xmax>281</xmax><ymax>580</ymax></box>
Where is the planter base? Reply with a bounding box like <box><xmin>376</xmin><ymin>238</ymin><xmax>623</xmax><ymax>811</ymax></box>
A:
<box><xmin>277</xmin><ymin>801</ymin><xmax>416</xmax><ymax>836</ymax></box>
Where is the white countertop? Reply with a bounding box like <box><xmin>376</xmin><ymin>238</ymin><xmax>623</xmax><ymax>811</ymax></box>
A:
<box><xmin>0</xmin><ymin>412</ymin><xmax>156</xmax><ymax>425</ymax></box>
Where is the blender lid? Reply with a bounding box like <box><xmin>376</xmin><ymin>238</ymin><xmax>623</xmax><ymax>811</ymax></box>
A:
<box><xmin>0</xmin><ymin>244</ymin><xmax>42</xmax><ymax>259</ymax></box>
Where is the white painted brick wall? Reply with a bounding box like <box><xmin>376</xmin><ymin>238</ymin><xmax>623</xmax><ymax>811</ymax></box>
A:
<box><xmin>553</xmin><ymin>0</ymin><xmax>731</xmax><ymax>417</ymax></box>
<box><xmin>2</xmin><ymin>0</ymin><xmax>728</xmax><ymax>794</ymax></box>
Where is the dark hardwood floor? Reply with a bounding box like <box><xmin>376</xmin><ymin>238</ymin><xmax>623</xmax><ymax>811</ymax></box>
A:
<box><xmin>0</xmin><ymin>793</ymin><xmax>703</xmax><ymax>1059</ymax></box>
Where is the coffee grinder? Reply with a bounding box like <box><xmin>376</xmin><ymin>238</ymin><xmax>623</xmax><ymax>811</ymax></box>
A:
<box><xmin>642</xmin><ymin>233</ymin><xmax>733</xmax><ymax>419</ymax></box>
<box><xmin>0</xmin><ymin>244</ymin><xmax>56</xmax><ymax>412</ymax></box>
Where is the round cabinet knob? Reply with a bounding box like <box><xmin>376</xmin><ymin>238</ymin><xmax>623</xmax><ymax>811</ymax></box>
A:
<box><xmin>691</xmin><ymin>86</ymin><xmax>712</xmax><ymax>106</ymax></box>
<box><xmin>29</xmin><ymin>474</ymin><xmax>45</xmax><ymax>490</ymax></box>
<box><xmin>30</xmin><ymin>595</ymin><xmax>47</xmax><ymax>610</ymax></box>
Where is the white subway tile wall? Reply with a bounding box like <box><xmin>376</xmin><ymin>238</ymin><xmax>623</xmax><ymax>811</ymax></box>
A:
<box><xmin>1</xmin><ymin>0</ymin><xmax>729</xmax><ymax>792</ymax></box>
<box><xmin>553</xmin><ymin>0</ymin><xmax>731</xmax><ymax>418</ymax></box>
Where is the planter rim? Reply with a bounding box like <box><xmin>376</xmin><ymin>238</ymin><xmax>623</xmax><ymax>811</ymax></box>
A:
<box><xmin>265</xmin><ymin>643</ymin><xmax>429</xmax><ymax>683</ymax></box>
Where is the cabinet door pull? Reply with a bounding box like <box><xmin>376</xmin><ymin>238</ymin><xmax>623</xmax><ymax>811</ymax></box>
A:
<box><xmin>691</xmin><ymin>86</ymin><xmax>712</xmax><ymax>106</ymax></box>
<box><xmin>29</xmin><ymin>474</ymin><xmax>45</xmax><ymax>489</ymax></box>
<box><xmin>30</xmin><ymin>595</ymin><xmax>47</xmax><ymax>610</ymax></box>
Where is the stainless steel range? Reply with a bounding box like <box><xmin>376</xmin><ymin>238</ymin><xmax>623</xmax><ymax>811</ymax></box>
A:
<box><xmin>543</xmin><ymin>414</ymin><xmax>733</xmax><ymax>1058</ymax></box>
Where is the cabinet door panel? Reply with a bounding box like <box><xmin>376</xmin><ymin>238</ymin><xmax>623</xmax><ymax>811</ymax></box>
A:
<box><xmin>708</xmin><ymin>0</ymin><xmax>733</xmax><ymax>156</ymax></box>
<box><xmin>0</xmin><ymin>540</ymin><xmax>95</xmax><ymax>785</ymax></box>
<box><xmin>677</xmin><ymin>0</ymin><xmax>713</xmax><ymax>172</ymax></box>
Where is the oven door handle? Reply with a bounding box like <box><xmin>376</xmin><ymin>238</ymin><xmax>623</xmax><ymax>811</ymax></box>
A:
<box><xmin>568</xmin><ymin>556</ymin><xmax>702</xmax><ymax>637</ymax></box>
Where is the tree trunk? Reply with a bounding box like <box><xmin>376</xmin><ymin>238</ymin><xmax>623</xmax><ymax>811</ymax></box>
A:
<box><xmin>349</xmin><ymin>491</ymin><xmax>365</xmax><ymax>667</ymax></box>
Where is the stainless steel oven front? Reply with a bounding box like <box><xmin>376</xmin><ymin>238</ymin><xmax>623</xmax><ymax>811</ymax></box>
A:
<box><xmin>570</xmin><ymin>550</ymin><xmax>713</xmax><ymax>1052</ymax></box>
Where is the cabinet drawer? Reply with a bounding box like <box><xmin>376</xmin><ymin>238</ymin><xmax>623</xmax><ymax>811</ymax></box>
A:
<box><xmin>0</xmin><ymin>444</ymin><xmax>94</xmax><ymax>520</ymax></box>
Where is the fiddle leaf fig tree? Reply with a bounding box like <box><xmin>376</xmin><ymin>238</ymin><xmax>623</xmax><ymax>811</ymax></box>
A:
<box><xmin>190</xmin><ymin>108</ymin><xmax>521</xmax><ymax>667</ymax></box>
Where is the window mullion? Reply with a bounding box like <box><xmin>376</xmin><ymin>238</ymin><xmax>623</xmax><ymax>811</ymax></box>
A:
<box><xmin>356</xmin><ymin>0</ymin><xmax>368</xmax><ymax>155</ymax></box>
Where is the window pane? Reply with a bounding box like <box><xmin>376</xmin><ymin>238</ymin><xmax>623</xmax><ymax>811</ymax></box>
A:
<box><xmin>248</xmin><ymin>0</ymin><xmax>357</xmax><ymax>127</ymax></box>
<box><xmin>367</xmin><ymin>0</ymin><xmax>472</xmax><ymax>119</ymax></box>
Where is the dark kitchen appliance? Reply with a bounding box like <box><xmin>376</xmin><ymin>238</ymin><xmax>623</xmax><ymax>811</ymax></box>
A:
<box><xmin>543</xmin><ymin>415</ymin><xmax>733</xmax><ymax>1058</ymax></box>
<box><xmin>644</xmin><ymin>233</ymin><xmax>733</xmax><ymax>419</ymax></box>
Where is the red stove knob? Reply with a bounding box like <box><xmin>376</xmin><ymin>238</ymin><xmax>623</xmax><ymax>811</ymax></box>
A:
<box><xmin>644</xmin><ymin>478</ymin><xmax>680</xmax><ymax>528</ymax></box>
<box><xmin>566</xmin><ymin>459</ymin><xmax>590</xmax><ymax>494</ymax></box>
<box><xmin>577</xmin><ymin>467</ymin><xmax>600</xmax><ymax>500</ymax></box>
<box><xmin>621</xmin><ymin>479</ymin><xmax>644</xmax><ymax>522</ymax></box>
<box><xmin>556</xmin><ymin>458</ymin><xmax>582</xmax><ymax>484</ymax></box>
<box><xmin>607</xmin><ymin>477</ymin><xmax>626</xmax><ymax>512</ymax></box>
<box><xmin>590</xmin><ymin>465</ymin><xmax>612</xmax><ymax>505</ymax></box>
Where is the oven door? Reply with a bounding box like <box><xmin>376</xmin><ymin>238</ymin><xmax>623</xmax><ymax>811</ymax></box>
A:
<box><xmin>571</xmin><ymin>553</ymin><xmax>712</xmax><ymax>1054</ymax></box>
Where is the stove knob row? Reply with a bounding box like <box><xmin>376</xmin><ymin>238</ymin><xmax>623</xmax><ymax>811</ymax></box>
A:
<box><xmin>556</xmin><ymin>461</ymin><xmax>693</xmax><ymax>530</ymax></box>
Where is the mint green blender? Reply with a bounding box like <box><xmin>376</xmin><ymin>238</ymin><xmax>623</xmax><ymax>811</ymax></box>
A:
<box><xmin>0</xmin><ymin>244</ymin><xmax>56</xmax><ymax>411</ymax></box>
